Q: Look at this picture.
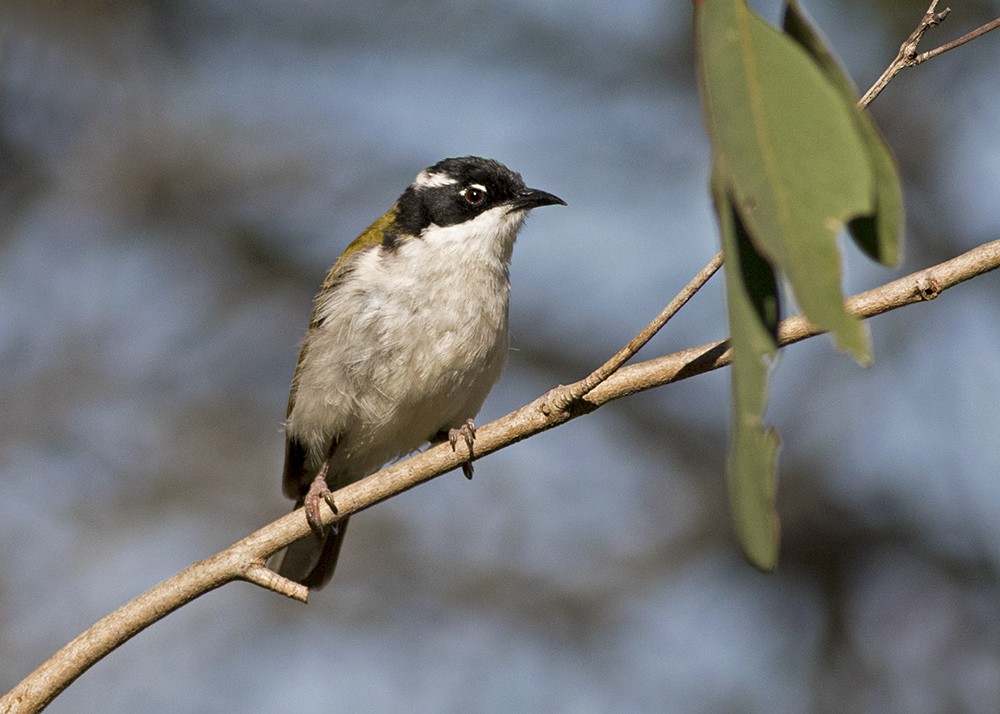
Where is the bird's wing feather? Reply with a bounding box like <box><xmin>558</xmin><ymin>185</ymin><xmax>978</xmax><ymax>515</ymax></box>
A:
<box><xmin>281</xmin><ymin>205</ymin><xmax>399</xmax><ymax>499</ymax></box>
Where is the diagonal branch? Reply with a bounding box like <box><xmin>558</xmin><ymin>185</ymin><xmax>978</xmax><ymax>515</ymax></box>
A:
<box><xmin>584</xmin><ymin>239</ymin><xmax>1000</xmax><ymax>405</ymax></box>
<box><xmin>4</xmin><ymin>6</ymin><xmax>999</xmax><ymax>713</ymax></box>
<box><xmin>4</xmin><ymin>238</ymin><xmax>998</xmax><ymax>714</ymax></box>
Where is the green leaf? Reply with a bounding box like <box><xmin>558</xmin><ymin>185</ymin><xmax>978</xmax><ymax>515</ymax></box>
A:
<box><xmin>783</xmin><ymin>0</ymin><xmax>904</xmax><ymax>266</ymax></box>
<box><xmin>712</xmin><ymin>165</ymin><xmax>781</xmax><ymax>571</ymax></box>
<box><xmin>696</xmin><ymin>0</ymin><xmax>874</xmax><ymax>361</ymax></box>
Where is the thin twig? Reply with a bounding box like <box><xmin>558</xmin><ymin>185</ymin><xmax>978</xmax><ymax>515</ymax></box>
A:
<box><xmin>859</xmin><ymin>1</ymin><xmax>951</xmax><ymax>107</ymax></box>
<box><xmin>551</xmin><ymin>250</ymin><xmax>724</xmax><ymax>412</ymax></box>
<box><xmin>859</xmin><ymin>4</ymin><xmax>1000</xmax><ymax>107</ymax></box>
<box><xmin>915</xmin><ymin>15</ymin><xmax>1000</xmax><ymax>64</ymax></box>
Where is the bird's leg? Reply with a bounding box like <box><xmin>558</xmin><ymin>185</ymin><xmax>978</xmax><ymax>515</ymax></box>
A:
<box><xmin>303</xmin><ymin>470</ymin><xmax>332</xmax><ymax>537</ymax></box>
<box><xmin>303</xmin><ymin>443</ymin><xmax>339</xmax><ymax>537</ymax></box>
<box><xmin>448</xmin><ymin>418</ymin><xmax>477</xmax><ymax>480</ymax></box>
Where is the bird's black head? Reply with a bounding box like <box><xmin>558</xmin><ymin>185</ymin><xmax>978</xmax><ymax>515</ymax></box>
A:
<box><xmin>392</xmin><ymin>156</ymin><xmax>565</xmax><ymax>237</ymax></box>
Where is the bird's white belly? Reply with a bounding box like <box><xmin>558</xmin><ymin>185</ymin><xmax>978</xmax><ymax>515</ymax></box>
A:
<box><xmin>286</xmin><ymin>236</ymin><xmax>510</xmax><ymax>484</ymax></box>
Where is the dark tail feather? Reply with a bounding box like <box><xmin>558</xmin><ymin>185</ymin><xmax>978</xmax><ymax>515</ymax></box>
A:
<box><xmin>272</xmin><ymin>516</ymin><xmax>350</xmax><ymax>590</ymax></box>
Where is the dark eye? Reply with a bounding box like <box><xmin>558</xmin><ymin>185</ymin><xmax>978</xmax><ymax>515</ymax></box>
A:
<box><xmin>463</xmin><ymin>187</ymin><xmax>485</xmax><ymax>205</ymax></box>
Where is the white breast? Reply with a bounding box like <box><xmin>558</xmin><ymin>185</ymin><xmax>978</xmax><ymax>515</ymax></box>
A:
<box><xmin>286</xmin><ymin>205</ymin><xmax>525</xmax><ymax>484</ymax></box>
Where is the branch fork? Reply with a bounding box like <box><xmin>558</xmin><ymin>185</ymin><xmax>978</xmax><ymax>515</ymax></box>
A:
<box><xmin>861</xmin><ymin>2</ymin><xmax>1000</xmax><ymax>106</ymax></box>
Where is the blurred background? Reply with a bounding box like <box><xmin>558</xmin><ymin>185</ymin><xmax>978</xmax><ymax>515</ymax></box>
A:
<box><xmin>2</xmin><ymin>0</ymin><xmax>999</xmax><ymax>711</ymax></box>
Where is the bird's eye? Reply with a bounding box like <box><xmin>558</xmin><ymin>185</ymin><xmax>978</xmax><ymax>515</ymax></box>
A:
<box><xmin>463</xmin><ymin>186</ymin><xmax>486</xmax><ymax>205</ymax></box>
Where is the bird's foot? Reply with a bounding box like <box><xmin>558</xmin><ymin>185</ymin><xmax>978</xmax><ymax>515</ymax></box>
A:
<box><xmin>448</xmin><ymin>418</ymin><xmax>477</xmax><ymax>480</ymax></box>
<box><xmin>303</xmin><ymin>472</ymin><xmax>338</xmax><ymax>537</ymax></box>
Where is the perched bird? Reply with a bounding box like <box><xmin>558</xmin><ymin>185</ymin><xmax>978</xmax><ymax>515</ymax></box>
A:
<box><xmin>273</xmin><ymin>156</ymin><xmax>565</xmax><ymax>589</ymax></box>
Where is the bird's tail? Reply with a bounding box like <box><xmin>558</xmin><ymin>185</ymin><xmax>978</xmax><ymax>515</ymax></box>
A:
<box><xmin>271</xmin><ymin>516</ymin><xmax>350</xmax><ymax>590</ymax></box>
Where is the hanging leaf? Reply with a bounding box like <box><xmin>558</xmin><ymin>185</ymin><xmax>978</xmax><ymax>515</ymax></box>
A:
<box><xmin>712</xmin><ymin>164</ymin><xmax>781</xmax><ymax>571</ymax></box>
<box><xmin>695</xmin><ymin>0</ymin><xmax>907</xmax><ymax>571</ymax></box>
<box><xmin>783</xmin><ymin>0</ymin><xmax>904</xmax><ymax>266</ymax></box>
<box><xmin>696</xmin><ymin>0</ymin><xmax>875</xmax><ymax>362</ymax></box>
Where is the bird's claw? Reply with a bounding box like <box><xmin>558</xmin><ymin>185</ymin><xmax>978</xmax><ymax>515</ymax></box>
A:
<box><xmin>303</xmin><ymin>472</ymin><xmax>336</xmax><ymax>537</ymax></box>
<box><xmin>448</xmin><ymin>418</ymin><xmax>477</xmax><ymax>480</ymax></box>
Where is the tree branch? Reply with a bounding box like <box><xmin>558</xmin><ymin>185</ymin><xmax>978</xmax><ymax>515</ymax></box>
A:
<box><xmin>4</xmin><ymin>239</ymin><xmax>998</xmax><ymax>714</ymax></box>
<box><xmin>584</xmin><ymin>239</ymin><xmax>1000</xmax><ymax>406</ymax></box>
<box><xmin>5</xmin><ymin>5</ymin><xmax>1000</xmax><ymax>712</ymax></box>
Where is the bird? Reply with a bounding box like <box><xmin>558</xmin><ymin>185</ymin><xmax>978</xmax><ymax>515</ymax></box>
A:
<box><xmin>272</xmin><ymin>156</ymin><xmax>565</xmax><ymax>589</ymax></box>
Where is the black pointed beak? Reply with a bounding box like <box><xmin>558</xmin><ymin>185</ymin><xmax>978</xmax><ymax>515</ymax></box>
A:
<box><xmin>509</xmin><ymin>187</ymin><xmax>567</xmax><ymax>212</ymax></box>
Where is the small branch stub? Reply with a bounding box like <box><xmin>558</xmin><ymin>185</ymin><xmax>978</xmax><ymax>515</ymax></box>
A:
<box><xmin>242</xmin><ymin>564</ymin><xmax>309</xmax><ymax>602</ymax></box>
<box><xmin>916</xmin><ymin>275</ymin><xmax>942</xmax><ymax>300</ymax></box>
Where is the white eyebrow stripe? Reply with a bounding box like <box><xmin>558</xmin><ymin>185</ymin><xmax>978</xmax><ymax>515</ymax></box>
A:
<box><xmin>468</xmin><ymin>183</ymin><xmax>487</xmax><ymax>192</ymax></box>
<box><xmin>414</xmin><ymin>170</ymin><xmax>458</xmax><ymax>189</ymax></box>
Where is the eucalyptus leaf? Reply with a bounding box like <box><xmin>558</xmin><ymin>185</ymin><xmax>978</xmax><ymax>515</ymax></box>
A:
<box><xmin>712</xmin><ymin>164</ymin><xmax>781</xmax><ymax>571</ymax></box>
<box><xmin>696</xmin><ymin>0</ymin><xmax>875</xmax><ymax>361</ymax></box>
<box><xmin>783</xmin><ymin>0</ymin><xmax>903</xmax><ymax>266</ymax></box>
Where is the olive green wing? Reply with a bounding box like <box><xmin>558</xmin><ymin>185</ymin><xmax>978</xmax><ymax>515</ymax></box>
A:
<box><xmin>281</xmin><ymin>205</ymin><xmax>400</xmax><ymax>500</ymax></box>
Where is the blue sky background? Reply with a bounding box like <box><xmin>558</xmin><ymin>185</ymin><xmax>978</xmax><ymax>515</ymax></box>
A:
<box><xmin>2</xmin><ymin>1</ymin><xmax>1000</xmax><ymax>711</ymax></box>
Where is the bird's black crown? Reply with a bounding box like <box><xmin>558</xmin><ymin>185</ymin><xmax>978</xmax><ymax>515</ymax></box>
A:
<box><xmin>393</xmin><ymin>157</ymin><xmax>527</xmax><ymax>236</ymax></box>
